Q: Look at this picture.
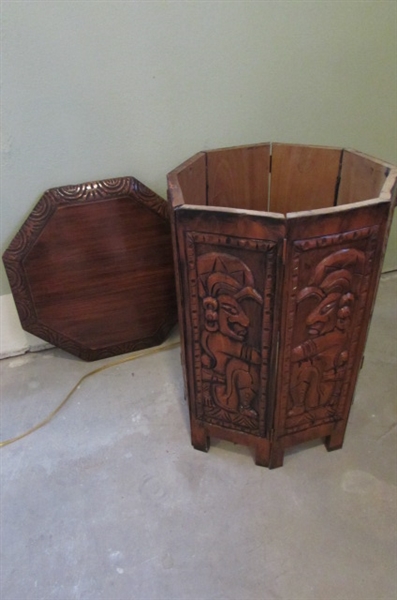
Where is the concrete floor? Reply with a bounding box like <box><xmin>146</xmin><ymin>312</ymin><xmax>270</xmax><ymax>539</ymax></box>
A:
<box><xmin>1</xmin><ymin>274</ymin><xmax>396</xmax><ymax>600</ymax></box>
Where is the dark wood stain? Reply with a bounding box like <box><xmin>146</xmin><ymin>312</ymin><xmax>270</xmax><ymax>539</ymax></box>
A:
<box><xmin>3</xmin><ymin>177</ymin><xmax>177</xmax><ymax>361</ymax></box>
<box><xmin>168</xmin><ymin>143</ymin><xmax>397</xmax><ymax>468</ymax></box>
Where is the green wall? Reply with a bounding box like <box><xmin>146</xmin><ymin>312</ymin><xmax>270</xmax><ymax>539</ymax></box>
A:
<box><xmin>1</xmin><ymin>1</ymin><xmax>396</xmax><ymax>295</ymax></box>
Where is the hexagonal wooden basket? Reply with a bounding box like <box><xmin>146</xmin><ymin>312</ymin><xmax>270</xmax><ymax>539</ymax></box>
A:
<box><xmin>168</xmin><ymin>143</ymin><xmax>397</xmax><ymax>467</ymax></box>
<box><xmin>3</xmin><ymin>177</ymin><xmax>177</xmax><ymax>361</ymax></box>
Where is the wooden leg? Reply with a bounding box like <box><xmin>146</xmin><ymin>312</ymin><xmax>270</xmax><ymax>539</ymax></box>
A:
<box><xmin>324</xmin><ymin>433</ymin><xmax>344</xmax><ymax>452</ymax></box>
<box><xmin>269</xmin><ymin>443</ymin><xmax>284</xmax><ymax>469</ymax></box>
<box><xmin>255</xmin><ymin>440</ymin><xmax>270</xmax><ymax>468</ymax></box>
<box><xmin>191</xmin><ymin>420</ymin><xmax>210</xmax><ymax>453</ymax></box>
<box><xmin>324</xmin><ymin>427</ymin><xmax>345</xmax><ymax>452</ymax></box>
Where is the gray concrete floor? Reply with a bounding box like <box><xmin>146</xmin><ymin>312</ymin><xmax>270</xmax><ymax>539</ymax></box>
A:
<box><xmin>1</xmin><ymin>274</ymin><xmax>396</xmax><ymax>600</ymax></box>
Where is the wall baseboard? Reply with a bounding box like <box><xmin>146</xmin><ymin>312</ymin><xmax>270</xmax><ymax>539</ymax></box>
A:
<box><xmin>0</xmin><ymin>294</ymin><xmax>52</xmax><ymax>359</ymax></box>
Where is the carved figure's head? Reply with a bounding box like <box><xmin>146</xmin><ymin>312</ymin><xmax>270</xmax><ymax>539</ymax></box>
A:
<box><xmin>297</xmin><ymin>248</ymin><xmax>365</xmax><ymax>337</ymax></box>
<box><xmin>198</xmin><ymin>253</ymin><xmax>262</xmax><ymax>341</ymax></box>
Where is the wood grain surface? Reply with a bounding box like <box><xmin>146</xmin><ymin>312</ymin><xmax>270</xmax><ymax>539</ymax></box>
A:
<box><xmin>168</xmin><ymin>143</ymin><xmax>397</xmax><ymax>467</ymax></box>
<box><xmin>337</xmin><ymin>149</ymin><xmax>390</xmax><ymax>205</ymax></box>
<box><xmin>270</xmin><ymin>143</ymin><xmax>342</xmax><ymax>214</ymax></box>
<box><xmin>3</xmin><ymin>177</ymin><xmax>177</xmax><ymax>360</ymax></box>
<box><xmin>207</xmin><ymin>143</ymin><xmax>270</xmax><ymax>211</ymax></box>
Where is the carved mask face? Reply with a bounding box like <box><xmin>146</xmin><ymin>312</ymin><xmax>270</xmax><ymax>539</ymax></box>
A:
<box><xmin>217</xmin><ymin>294</ymin><xmax>250</xmax><ymax>341</ymax></box>
<box><xmin>306</xmin><ymin>292</ymin><xmax>341</xmax><ymax>337</ymax></box>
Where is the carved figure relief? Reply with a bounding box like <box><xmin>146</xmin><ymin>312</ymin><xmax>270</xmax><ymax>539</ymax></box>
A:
<box><xmin>170</xmin><ymin>144</ymin><xmax>395</xmax><ymax>466</ymax></box>
<box><xmin>185</xmin><ymin>231</ymin><xmax>278</xmax><ymax>436</ymax></box>
<box><xmin>196</xmin><ymin>253</ymin><xmax>263</xmax><ymax>424</ymax></box>
<box><xmin>286</xmin><ymin>247</ymin><xmax>365</xmax><ymax>429</ymax></box>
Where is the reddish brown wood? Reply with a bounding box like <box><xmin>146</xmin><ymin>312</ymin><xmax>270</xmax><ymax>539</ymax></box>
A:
<box><xmin>207</xmin><ymin>143</ymin><xmax>270</xmax><ymax>211</ymax></box>
<box><xmin>175</xmin><ymin>206</ymin><xmax>283</xmax><ymax>460</ymax></box>
<box><xmin>337</xmin><ymin>149</ymin><xmax>391</xmax><ymax>205</ymax></box>
<box><xmin>325</xmin><ymin>426</ymin><xmax>345</xmax><ymax>452</ymax></box>
<box><xmin>272</xmin><ymin>200</ymin><xmax>391</xmax><ymax>466</ymax></box>
<box><xmin>3</xmin><ymin>177</ymin><xmax>177</xmax><ymax>361</ymax></box>
<box><xmin>191</xmin><ymin>419</ymin><xmax>210</xmax><ymax>452</ymax></box>
<box><xmin>168</xmin><ymin>143</ymin><xmax>397</xmax><ymax>468</ymax></box>
<box><xmin>270</xmin><ymin>143</ymin><xmax>342</xmax><ymax>214</ymax></box>
<box><xmin>173</xmin><ymin>152</ymin><xmax>207</xmax><ymax>206</ymax></box>
<box><xmin>171</xmin><ymin>202</ymin><xmax>284</xmax><ymax>467</ymax></box>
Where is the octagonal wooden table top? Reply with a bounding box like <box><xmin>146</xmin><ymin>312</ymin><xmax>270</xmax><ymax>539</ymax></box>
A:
<box><xmin>3</xmin><ymin>177</ymin><xmax>177</xmax><ymax>361</ymax></box>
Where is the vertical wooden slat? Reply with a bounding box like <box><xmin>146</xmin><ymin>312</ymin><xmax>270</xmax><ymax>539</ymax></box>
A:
<box><xmin>207</xmin><ymin>143</ymin><xmax>270</xmax><ymax>211</ymax></box>
<box><xmin>270</xmin><ymin>143</ymin><xmax>342</xmax><ymax>214</ymax></box>
<box><xmin>174</xmin><ymin>152</ymin><xmax>207</xmax><ymax>206</ymax></box>
<box><xmin>337</xmin><ymin>149</ymin><xmax>390</xmax><ymax>205</ymax></box>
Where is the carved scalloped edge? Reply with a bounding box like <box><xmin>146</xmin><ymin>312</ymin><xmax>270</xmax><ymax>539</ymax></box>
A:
<box><xmin>2</xmin><ymin>257</ymin><xmax>38</xmax><ymax>326</ymax></box>
<box><xmin>4</xmin><ymin>177</ymin><xmax>169</xmax><ymax>263</ymax></box>
<box><xmin>25</xmin><ymin>323</ymin><xmax>84</xmax><ymax>357</ymax></box>
<box><xmin>3</xmin><ymin>178</ymin><xmax>136</xmax><ymax>262</ymax></box>
<box><xmin>83</xmin><ymin>319</ymin><xmax>176</xmax><ymax>361</ymax></box>
<box><xmin>3</xmin><ymin>193</ymin><xmax>58</xmax><ymax>260</ymax></box>
<box><xmin>23</xmin><ymin>318</ymin><xmax>175</xmax><ymax>362</ymax></box>
<box><xmin>49</xmin><ymin>177</ymin><xmax>131</xmax><ymax>204</ymax></box>
<box><xmin>2</xmin><ymin>175</ymin><xmax>174</xmax><ymax>358</ymax></box>
<box><xmin>130</xmin><ymin>178</ymin><xmax>170</xmax><ymax>221</ymax></box>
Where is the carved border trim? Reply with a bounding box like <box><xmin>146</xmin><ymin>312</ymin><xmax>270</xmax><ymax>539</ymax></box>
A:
<box><xmin>4</xmin><ymin>177</ymin><xmax>168</xmax><ymax>263</ymax></box>
<box><xmin>2</xmin><ymin>176</ymin><xmax>172</xmax><ymax>359</ymax></box>
<box><xmin>185</xmin><ymin>231</ymin><xmax>278</xmax><ymax>436</ymax></box>
<box><xmin>293</xmin><ymin>225</ymin><xmax>377</xmax><ymax>251</ymax></box>
<box><xmin>278</xmin><ymin>225</ymin><xmax>379</xmax><ymax>436</ymax></box>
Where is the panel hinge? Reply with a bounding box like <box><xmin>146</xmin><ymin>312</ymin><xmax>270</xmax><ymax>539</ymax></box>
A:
<box><xmin>269</xmin><ymin>154</ymin><xmax>272</xmax><ymax>173</ymax></box>
<box><xmin>360</xmin><ymin>354</ymin><xmax>365</xmax><ymax>370</ymax></box>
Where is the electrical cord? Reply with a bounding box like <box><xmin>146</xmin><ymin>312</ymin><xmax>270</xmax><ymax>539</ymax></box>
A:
<box><xmin>1</xmin><ymin>340</ymin><xmax>181</xmax><ymax>448</ymax></box>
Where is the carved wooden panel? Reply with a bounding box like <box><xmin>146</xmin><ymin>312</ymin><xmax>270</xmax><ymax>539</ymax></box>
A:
<box><xmin>274</xmin><ymin>201</ymin><xmax>391</xmax><ymax>449</ymax></box>
<box><xmin>174</xmin><ymin>207</ymin><xmax>285</xmax><ymax>440</ymax></box>
<box><xmin>169</xmin><ymin>144</ymin><xmax>397</xmax><ymax>468</ymax></box>
<box><xmin>186</xmin><ymin>234</ymin><xmax>276</xmax><ymax>436</ymax></box>
<box><xmin>3</xmin><ymin>177</ymin><xmax>177</xmax><ymax>361</ymax></box>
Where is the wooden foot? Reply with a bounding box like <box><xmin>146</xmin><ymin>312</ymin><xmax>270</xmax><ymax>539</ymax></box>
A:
<box><xmin>191</xmin><ymin>421</ymin><xmax>210</xmax><ymax>453</ymax></box>
<box><xmin>255</xmin><ymin>441</ymin><xmax>270</xmax><ymax>467</ymax></box>
<box><xmin>324</xmin><ymin>430</ymin><xmax>345</xmax><ymax>452</ymax></box>
<box><xmin>269</xmin><ymin>444</ymin><xmax>284</xmax><ymax>469</ymax></box>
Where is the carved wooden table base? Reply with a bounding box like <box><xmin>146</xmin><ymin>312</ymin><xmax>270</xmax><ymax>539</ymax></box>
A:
<box><xmin>168</xmin><ymin>143</ymin><xmax>397</xmax><ymax>468</ymax></box>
